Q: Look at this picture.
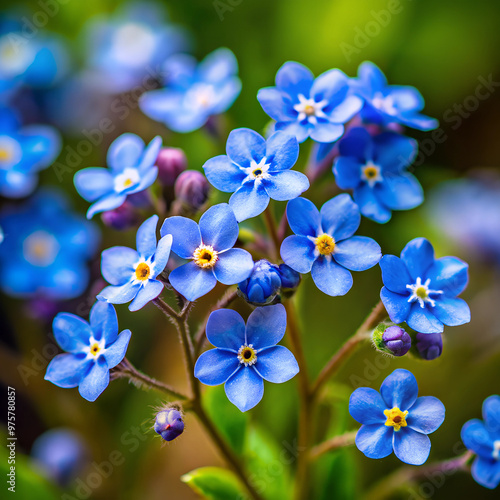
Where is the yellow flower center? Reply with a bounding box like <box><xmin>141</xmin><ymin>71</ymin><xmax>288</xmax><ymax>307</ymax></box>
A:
<box><xmin>135</xmin><ymin>262</ymin><xmax>151</xmax><ymax>281</ymax></box>
<box><xmin>304</xmin><ymin>104</ymin><xmax>316</xmax><ymax>116</ymax></box>
<box><xmin>0</xmin><ymin>148</ymin><xmax>11</xmax><ymax>161</ymax></box>
<box><xmin>315</xmin><ymin>233</ymin><xmax>335</xmax><ymax>256</ymax></box>
<box><xmin>90</xmin><ymin>342</ymin><xmax>101</xmax><ymax>357</ymax></box>
<box><xmin>416</xmin><ymin>286</ymin><xmax>428</xmax><ymax>299</ymax></box>
<box><xmin>384</xmin><ymin>407</ymin><xmax>409</xmax><ymax>432</ymax></box>
<box><xmin>364</xmin><ymin>166</ymin><xmax>378</xmax><ymax>179</ymax></box>
<box><xmin>237</xmin><ymin>344</ymin><xmax>258</xmax><ymax>367</ymax></box>
<box><xmin>193</xmin><ymin>245</ymin><xmax>218</xmax><ymax>269</ymax></box>
<box><xmin>123</xmin><ymin>178</ymin><xmax>134</xmax><ymax>188</ymax></box>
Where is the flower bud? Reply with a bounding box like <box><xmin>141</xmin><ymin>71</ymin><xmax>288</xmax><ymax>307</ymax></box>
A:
<box><xmin>156</xmin><ymin>147</ymin><xmax>187</xmax><ymax>186</ymax></box>
<box><xmin>372</xmin><ymin>324</ymin><xmax>411</xmax><ymax>357</ymax></box>
<box><xmin>415</xmin><ymin>332</ymin><xmax>443</xmax><ymax>360</ymax></box>
<box><xmin>154</xmin><ymin>408</ymin><xmax>184</xmax><ymax>442</ymax></box>
<box><xmin>101</xmin><ymin>202</ymin><xmax>139</xmax><ymax>231</ymax></box>
<box><xmin>174</xmin><ymin>170</ymin><xmax>210</xmax><ymax>212</ymax></box>
<box><xmin>278</xmin><ymin>264</ymin><xmax>301</xmax><ymax>290</ymax></box>
<box><xmin>238</xmin><ymin>260</ymin><xmax>282</xmax><ymax>305</ymax></box>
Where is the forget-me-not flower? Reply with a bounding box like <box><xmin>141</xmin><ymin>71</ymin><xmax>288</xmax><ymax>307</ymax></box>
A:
<box><xmin>203</xmin><ymin>128</ymin><xmax>309</xmax><ymax>221</ymax></box>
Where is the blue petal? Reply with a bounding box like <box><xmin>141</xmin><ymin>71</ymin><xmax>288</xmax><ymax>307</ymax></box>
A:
<box><xmin>45</xmin><ymin>354</ymin><xmax>91</xmax><ymax>388</ymax></box>
<box><xmin>87</xmin><ymin>193</ymin><xmax>126</xmax><ymax>219</ymax></box>
<box><xmin>407</xmin><ymin>303</ymin><xmax>444</xmax><ymax>334</ymax></box>
<box><xmin>137</xmin><ymin>136</ymin><xmax>162</xmax><ymax>171</ymax></box>
<box><xmin>286</xmin><ymin>197</ymin><xmax>321</xmax><ymax>237</ymax></box>
<box><xmin>265</xmin><ymin>131</ymin><xmax>299</xmax><ymax>171</ymax></box>
<box><xmin>263</xmin><ymin>170</ymin><xmax>309</xmax><ymax>201</ymax></box>
<box><xmin>407</xmin><ymin>396</ymin><xmax>445</xmax><ymax>434</ymax></box>
<box><xmin>101</xmin><ymin>246</ymin><xmax>138</xmax><ymax>285</ymax></box>
<box><xmin>78</xmin><ymin>357</ymin><xmax>110</xmax><ymax>402</ymax></box>
<box><xmin>338</xmin><ymin>127</ymin><xmax>373</xmax><ymax>161</ymax></box>
<box><xmin>257</xmin><ymin>87</ymin><xmax>295</xmax><ymax>122</ymax></box>
<box><xmin>275</xmin><ymin>62</ymin><xmax>314</xmax><ymax>98</ymax></box>
<box><xmin>74</xmin><ymin>168</ymin><xmax>114</xmax><ymax>202</ymax></box>
<box><xmin>399</xmin><ymin>112</ymin><xmax>439</xmax><ymax>132</ymax></box>
<box><xmin>431</xmin><ymin>297</ymin><xmax>470</xmax><ymax>327</ymax></box>
<box><xmin>280</xmin><ymin>235</ymin><xmax>316</xmax><ymax>274</ymax></box>
<box><xmin>203</xmin><ymin>155</ymin><xmax>245</xmax><ymax>192</ymax></box>
<box><xmin>103</xmin><ymin>329</ymin><xmax>131</xmax><ymax>369</ymax></box>
<box><xmin>309</xmin><ymin>122</ymin><xmax>344</xmax><ymax>143</ymax></box>
<box><xmin>380</xmin><ymin>287</ymin><xmax>411</xmax><ymax>324</ymax></box>
<box><xmin>129</xmin><ymin>165</ymin><xmax>158</xmax><ymax>194</ymax></box>
<box><xmin>199</xmin><ymin>204</ymin><xmax>239</xmax><ymax>250</ymax></box>
<box><xmin>226</xmin><ymin>128</ymin><xmax>266</xmax><ymax>169</ymax></box>
<box><xmin>426</xmin><ymin>257</ymin><xmax>469</xmax><ymax>297</ymax></box>
<box><xmin>328</xmin><ymin>95</ymin><xmax>363</xmax><ymax>123</ymax></box>
<box><xmin>97</xmin><ymin>282</ymin><xmax>141</xmax><ymax>304</ymax></box>
<box><xmin>206</xmin><ymin>309</ymin><xmax>246</xmax><ymax>349</ymax></box>
<box><xmin>275</xmin><ymin>120</ymin><xmax>311</xmax><ymax>143</ymax></box>
<box><xmin>320</xmin><ymin>194</ymin><xmax>360</xmax><ymax>241</ymax></box>
<box><xmin>195</xmin><ymin>349</ymin><xmax>240</xmax><ymax>385</ymax></box>
<box><xmin>169</xmin><ymin>262</ymin><xmax>217</xmax><ymax>301</ymax></box>
<box><xmin>89</xmin><ymin>301</ymin><xmax>118</xmax><ymax>345</ymax></box>
<box><xmin>380</xmin><ymin>369</ymin><xmax>418</xmax><ymax>410</ymax></box>
<box><xmin>400</xmin><ymin>238</ymin><xmax>435</xmax><ymax>281</ymax></box>
<box><xmin>355</xmin><ymin>424</ymin><xmax>393</xmax><ymax>459</ymax></box>
<box><xmin>310</xmin><ymin>68</ymin><xmax>348</xmax><ymax>104</ymax></box>
<box><xmin>254</xmin><ymin>346</ymin><xmax>298</xmax><ymax>383</ymax></box>
<box><xmin>380</xmin><ymin>255</ymin><xmax>412</xmax><ymax>294</ymax></box>
<box><xmin>483</xmin><ymin>395</ymin><xmax>500</xmax><ymax>434</ymax></box>
<box><xmin>52</xmin><ymin>313</ymin><xmax>92</xmax><ymax>353</ymax></box>
<box><xmin>129</xmin><ymin>280</ymin><xmax>164</xmax><ymax>311</ymax></box>
<box><xmin>354</xmin><ymin>184</ymin><xmax>392</xmax><ymax>224</ymax></box>
<box><xmin>229</xmin><ymin>183</ymin><xmax>270</xmax><ymax>222</ymax></box>
<box><xmin>225</xmin><ymin>366</ymin><xmax>264</xmax><ymax>412</ymax></box>
<box><xmin>107</xmin><ymin>133</ymin><xmax>144</xmax><ymax>172</ymax></box>
<box><xmin>199</xmin><ymin>47</ymin><xmax>238</xmax><ymax>83</ymax></box>
<box><xmin>213</xmin><ymin>248</ymin><xmax>253</xmax><ymax>285</ymax></box>
<box><xmin>471</xmin><ymin>457</ymin><xmax>500</xmax><ymax>489</ymax></box>
<box><xmin>311</xmin><ymin>256</ymin><xmax>353</xmax><ymax>296</ymax></box>
<box><xmin>357</xmin><ymin>62</ymin><xmax>387</xmax><ymax>95</ymax></box>
<box><xmin>377</xmin><ymin>174</ymin><xmax>423</xmax><ymax>211</ymax></box>
<box><xmin>151</xmin><ymin>234</ymin><xmax>172</xmax><ymax>277</ymax></box>
<box><xmin>0</xmin><ymin>171</ymin><xmax>38</xmax><ymax>199</ymax></box>
<box><xmin>333</xmin><ymin>236</ymin><xmax>381</xmax><ymax>271</ymax></box>
<box><xmin>461</xmin><ymin>419</ymin><xmax>494</xmax><ymax>458</ymax></box>
<box><xmin>393</xmin><ymin>428</ymin><xmax>431</xmax><ymax>465</ymax></box>
<box><xmin>161</xmin><ymin>216</ymin><xmax>201</xmax><ymax>259</ymax></box>
<box><xmin>136</xmin><ymin>215</ymin><xmax>158</xmax><ymax>259</ymax></box>
<box><xmin>333</xmin><ymin>157</ymin><xmax>362</xmax><ymax>189</ymax></box>
<box><xmin>246</xmin><ymin>303</ymin><xmax>287</xmax><ymax>349</ymax></box>
<box><xmin>349</xmin><ymin>387</ymin><xmax>387</xmax><ymax>425</ymax></box>
<box><xmin>373</xmin><ymin>132</ymin><xmax>417</xmax><ymax>171</ymax></box>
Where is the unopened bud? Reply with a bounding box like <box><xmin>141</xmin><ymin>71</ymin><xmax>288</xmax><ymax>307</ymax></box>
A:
<box><xmin>174</xmin><ymin>170</ymin><xmax>210</xmax><ymax>212</ymax></box>
<box><xmin>156</xmin><ymin>147</ymin><xmax>187</xmax><ymax>186</ymax></box>
<box><xmin>238</xmin><ymin>260</ymin><xmax>281</xmax><ymax>305</ymax></box>
<box><xmin>278</xmin><ymin>264</ymin><xmax>301</xmax><ymax>290</ymax></box>
<box><xmin>101</xmin><ymin>202</ymin><xmax>139</xmax><ymax>231</ymax></box>
<box><xmin>154</xmin><ymin>408</ymin><xmax>184</xmax><ymax>442</ymax></box>
<box><xmin>372</xmin><ymin>324</ymin><xmax>411</xmax><ymax>357</ymax></box>
<box><xmin>415</xmin><ymin>332</ymin><xmax>443</xmax><ymax>361</ymax></box>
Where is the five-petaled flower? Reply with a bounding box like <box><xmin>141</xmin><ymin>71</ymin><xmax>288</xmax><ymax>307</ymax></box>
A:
<box><xmin>161</xmin><ymin>203</ymin><xmax>253</xmax><ymax>301</ymax></box>
<box><xmin>45</xmin><ymin>302</ymin><xmax>131</xmax><ymax>402</ymax></box>
<box><xmin>333</xmin><ymin>127</ymin><xmax>423</xmax><ymax>223</ymax></box>
<box><xmin>461</xmin><ymin>395</ymin><xmax>500</xmax><ymax>489</ymax></box>
<box><xmin>257</xmin><ymin>61</ymin><xmax>363</xmax><ymax>143</ymax></box>
<box><xmin>350</xmin><ymin>61</ymin><xmax>438</xmax><ymax>131</ymax></box>
<box><xmin>280</xmin><ymin>194</ymin><xmax>381</xmax><ymax>296</ymax></box>
<box><xmin>349</xmin><ymin>369</ymin><xmax>445</xmax><ymax>465</ymax></box>
<box><xmin>97</xmin><ymin>215</ymin><xmax>172</xmax><ymax>311</ymax></box>
<box><xmin>379</xmin><ymin>237</ymin><xmax>470</xmax><ymax>333</ymax></box>
<box><xmin>203</xmin><ymin>128</ymin><xmax>309</xmax><ymax>221</ymax></box>
<box><xmin>74</xmin><ymin>133</ymin><xmax>162</xmax><ymax>219</ymax></box>
<box><xmin>194</xmin><ymin>304</ymin><xmax>299</xmax><ymax>412</ymax></box>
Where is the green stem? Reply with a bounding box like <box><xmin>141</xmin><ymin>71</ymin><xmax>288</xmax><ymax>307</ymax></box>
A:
<box><xmin>309</xmin><ymin>430</ymin><xmax>357</xmax><ymax>461</ymax></box>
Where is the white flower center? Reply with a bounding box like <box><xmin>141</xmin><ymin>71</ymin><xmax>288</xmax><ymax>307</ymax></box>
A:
<box><xmin>23</xmin><ymin>230</ymin><xmax>60</xmax><ymax>267</ymax></box>
<box><xmin>493</xmin><ymin>441</ymin><xmax>500</xmax><ymax>461</ymax></box>
<box><xmin>361</xmin><ymin>162</ymin><xmax>383</xmax><ymax>187</ymax></box>
<box><xmin>0</xmin><ymin>135</ymin><xmax>22</xmax><ymax>168</ymax></box>
<box><xmin>406</xmin><ymin>277</ymin><xmax>443</xmax><ymax>308</ymax></box>
<box><xmin>114</xmin><ymin>168</ymin><xmax>140</xmax><ymax>193</ymax></box>
<box><xmin>242</xmin><ymin>157</ymin><xmax>271</xmax><ymax>186</ymax></box>
<box><xmin>111</xmin><ymin>23</ymin><xmax>156</xmax><ymax>67</ymax></box>
<box><xmin>237</xmin><ymin>344</ymin><xmax>257</xmax><ymax>367</ymax></box>
<box><xmin>186</xmin><ymin>83</ymin><xmax>216</xmax><ymax>109</ymax></box>
<box><xmin>85</xmin><ymin>336</ymin><xmax>106</xmax><ymax>359</ymax></box>
<box><xmin>0</xmin><ymin>34</ymin><xmax>36</xmax><ymax>77</ymax></box>
<box><xmin>372</xmin><ymin>92</ymin><xmax>397</xmax><ymax>115</ymax></box>
<box><xmin>293</xmin><ymin>94</ymin><xmax>328</xmax><ymax>125</ymax></box>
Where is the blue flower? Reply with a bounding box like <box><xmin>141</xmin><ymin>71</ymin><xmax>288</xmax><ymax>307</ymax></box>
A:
<box><xmin>45</xmin><ymin>301</ymin><xmax>132</xmax><ymax>402</ymax></box>
<box><xmin>97</xmin><ymin>215</ymin><xmax>172</xmax><ymax>311</ymax></box>
<box><xmin>461</xmin><ymin>395</ymin><xmax>500</xmax><ymax>489</ymax></box>
<box><xmin>0</xmin><ymin>106</ymin><xmax>61</xmax><ymax>198</ymax></box>
<box><xmin>281</xmin><ymin>194</ymin><xmax>381</xmax><ymax>296</ymax></box>
<box><xmin>349</xmin><ymin>369</ymin><xmax>445</xmax><ymax>465</ymax></box>
<box><xmin>333</xmin><ymin>127</ymin><xmax>422</xmax><ymax>223</ymax></box>
<box><xmin>351</xmin><ymin>61</ymin><xmax>438</xmax><ymax>131</ymax></box>
<box><xmin>140</xmin><ymin>48</ymin><xmax>241</xmax><ymax>133</ymax></box>
<box><xmin>161</xmin><ymin>203</ymin><xmax>253</xmax><ymax>301</ymax></box>
<box><xmin>238</xmin><ymin>259</ymin><xmax>282</xmax><ymax>305</ymax></box>
<box><xmin>203</xmin><ymin>128</ymin><xmax>309</xmax><ymax>221</ymax></box>
<box><xmin>257</xmin><ymin>61</ymin><xmax>363</xmax><ymax>143</ymax></box>
<box><xmin>194</xmin><ymin>304</ymin><xmax>299</xmax><ymax>412</ymax></box>
<box><xmin>380</xmin><ymin>237</ymin><xmax>470</xmax><ymax>334</ymax></box>
<box><xmin>74</xmin><ymin>133</ymin><xmax>162</xmax><ymax>219</ymax></box>
<box><xmin>0</xmin><ymin>189</ymin><xmax>99</xmax><ymax>299</ymax></box>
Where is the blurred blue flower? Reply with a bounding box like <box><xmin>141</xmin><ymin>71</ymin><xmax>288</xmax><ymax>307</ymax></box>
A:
<box><xmin>194</xmin><ymin>304</ymin><xmax>299</xmax><ymax>412</ymax></box>
<box><xmin>380</xmin><ymin>237</ymin><xmax>470</xmax><ymax>333</ymax></box>
<box><xmin>74</xmin><ymin>133</ymin><xmax>161</xmax><ymax>219</ymax></box>
<box><xmin>0</xmin><ymin>190</ymin><xmax>99</xmax><ymax>299</ymax></box>
<box><xmin>333</xmin><ymin>127</ymin><xmax>422</xmax><ymax>223</ymax></box>
<box><xmin>203</xmin><ymin>128</ymin><xmax>309</xmax><ymax>221</ymax></box>
<box><xmin>140</xmin><ymin>48</ymin><xmax>241</xmax><ymax>133</ymax></box>
<box><xmin>98</xmin><ymin>215</ymin><xmax>172</xmax><ymax>311</ymax></box>
<box><xmin>0</xmin><ymin>106</ymin><xmax>61</xmax><ymax>198</ymax></box>
<box><xmin>161</xmin><ymin>203</ymin><xmax>253</xmax><ymax>301</ymax></box>
<box><xmin>461</xmin><ymin>395</ymin><xmax>500</xmax><ymax>489</ymax></box>
<box><xmin>351</xmin><ymin>61</ymin><xmax>438</xmax><ymax>131</ymax></box>
<box><xmin>45</xmin><ymin>301</ymin><xmax>132</xmax><ymax>402</ymax></box>
<box><xmin>238</xmin><ymin>259</ymin><xmax>282</xmax><ymax>305</ymax></box>
<box><xmin>257</xmin><ymin>61</ymin><xmax>363</xmax><ymax>143</ymax></box>
<box><xmin>281</xmin><ymin>194</ymin><xmax>381</xmax><ymax>296</ymax></box>
<box><xmin>349</xmin><ymin>369</ymin><xmax>445</xmax><ymax>465</ymax></box>
<box><xmin>82</xmin><ymin>1</ymin><xmax>189</xmax><ymax>94</ymax></box>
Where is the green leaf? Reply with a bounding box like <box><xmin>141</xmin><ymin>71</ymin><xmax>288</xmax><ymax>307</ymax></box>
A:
<box><xmin>203</xmin><ymin>385</ymin><xmax>248</xmax><ymax>455</ymax></box>
<box><xmin>181</xmin><ymin>466</ymin><xmax>249</xmax><ymax>500</ymax></box>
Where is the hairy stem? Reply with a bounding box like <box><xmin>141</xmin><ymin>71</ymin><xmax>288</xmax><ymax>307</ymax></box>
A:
<box><xmin>309</xmin><ymin>430</ymin><xmax>357</xmax><ymax>461</ymax></box>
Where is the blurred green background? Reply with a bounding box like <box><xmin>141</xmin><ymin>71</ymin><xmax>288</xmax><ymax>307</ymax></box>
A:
<box><xmin>2</xmin><ymin>0</ymin><xmax>500</xmax><ymax>498</ymax></box>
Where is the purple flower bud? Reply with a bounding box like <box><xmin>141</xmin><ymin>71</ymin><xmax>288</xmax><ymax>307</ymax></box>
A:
<box><xmin>416</xmin><ymin>332</ymin><xmax>443</xmax><ymax>360</ymax></box>
<box><xmin>381</xmin><ymin>326</ymin><xmax>411</xmax><ymax>357</ymax></box>
<box><xmin>101</xmin><ymin>202</ymin><xmax>139</xmax><ymax>231</ymax></box>
<box><xmin>174</xmin><ymin>170</ymin><xmax>210</xmax><ymax>211</ymax></box>
<box><xmin>238</xmin><ymin>260</ymin><xmax>281</xmax><ymax>305</ymax></box>
<box><xmin>154</xmin><ymin>408</ymin><xmax>184</xmax><ymax>442</ymax></box>
<box><xmin>156</xmin><ymin>147</ymin><xmax>187</xmax><ymax>186</ymax></box>
<box><xmin>278</xmin><ymin>264</ymin><xmax>301</xmax><ymax>289</ymax></box>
